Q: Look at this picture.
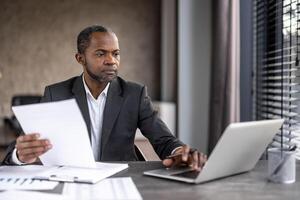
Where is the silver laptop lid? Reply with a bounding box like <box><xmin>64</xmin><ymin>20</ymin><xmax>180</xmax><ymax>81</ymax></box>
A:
<box><xmin>196</xmin><ymin>119</ymin><xmax>284</xmax><ymax>183</ymax></box>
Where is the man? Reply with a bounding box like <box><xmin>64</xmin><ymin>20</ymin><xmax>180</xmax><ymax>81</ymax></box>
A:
<box><xmin>2</xmin><ymin>25</ymin><xmax>206</xmax><ymax>170</ymax></box>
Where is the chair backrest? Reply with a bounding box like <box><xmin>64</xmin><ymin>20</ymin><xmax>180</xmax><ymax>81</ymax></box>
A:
<box><xmin>4</xmin><ymin>95</ymin><xmax>42</xmax><ymax>135</ymax></box>
<box><xmin>11</xmin><ymin>95</ymin><xmax>41</xmax><ymax>106</ymax></box>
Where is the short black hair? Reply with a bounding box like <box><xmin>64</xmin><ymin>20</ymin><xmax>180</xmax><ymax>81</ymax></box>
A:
<box><xmin>77</xmin><ymin>25</ymin><xmax>112</xmax><ymax>54</ymax></box>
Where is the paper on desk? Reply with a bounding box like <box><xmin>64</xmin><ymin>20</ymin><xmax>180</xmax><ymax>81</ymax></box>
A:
<box><xmin>0</xmin><ymin>165</ymin><xmax>58</xmax><ymax>190</ymax></box>
<box><xmin>0</xmin><ymin>191</ymin><xmax>64</xmax><ymax>200</ymax></box>
<box><xmin>12</xmin><ymin>99</ymin><xmax>96</xmax><ymax>168</ymax></box>
<box><xmin>0</xmin><ymin>163</ymin><xmax>128</xmax><ymax>185</ymax></box>
<box><xmin>36</xmin><ymin>162</ymin><xmax>128</xmax><ymax>184</ymax></box>
<box><xmin>0</xmin><ymin>165</ymin><xmax>55</xmax><ymax>178</ymax></box>
<box><xmin>63</xmin><ymin>177</ymin><xmax>142</xmax><ymax>200</ymax></box>
<box><xmin>0</xmin><ymin>178</ymin><xmax>58</xmax><ymax>190</ymax></box>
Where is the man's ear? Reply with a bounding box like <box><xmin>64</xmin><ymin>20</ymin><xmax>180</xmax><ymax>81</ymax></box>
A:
<box><xmin>75</xmin><ymin>53</ymin><xmax>85</xmax><ymax>65</ymax></box>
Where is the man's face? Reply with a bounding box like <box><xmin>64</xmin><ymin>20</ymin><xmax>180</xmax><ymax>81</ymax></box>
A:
<box><xmin>78</xmin><ymin>32</ymin><xmax>120</xmax><ymax>83</ymax></box>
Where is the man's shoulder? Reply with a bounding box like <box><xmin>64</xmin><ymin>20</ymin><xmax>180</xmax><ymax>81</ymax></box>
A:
<box><xmin>116</xmin><ymin>76</ymin><xmax>145</xmax><ymax>92</ymax></box>
<box><xmin>46</xmin><ymin>76</ymin><xmax>80</xmax><ymax>90</ymax></box>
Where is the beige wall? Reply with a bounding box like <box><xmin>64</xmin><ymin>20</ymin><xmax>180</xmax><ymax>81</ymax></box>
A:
<box><xmin>0</xmin><ymin>0</ymin><xmax>161</xmax><ymax>118</ymax></box>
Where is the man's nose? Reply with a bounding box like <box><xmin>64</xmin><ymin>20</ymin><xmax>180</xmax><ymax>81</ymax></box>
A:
<box><xmin>104</xmin><ymin>54</ymin><xmax>116</xmax><ymax>65</ymax></box>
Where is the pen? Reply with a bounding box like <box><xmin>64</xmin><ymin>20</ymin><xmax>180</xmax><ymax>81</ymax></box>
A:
<box><xmin>166</xmin><ymin>148</ymin><xmax>197</xmax><ymax>159</ymax></box>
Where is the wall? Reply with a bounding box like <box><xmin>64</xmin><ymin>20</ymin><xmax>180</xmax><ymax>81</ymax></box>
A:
<box><xmin>178</xmin><ymin>0</ymin><xmax>211</xmax><ymax>154</ymax></box>
<box><xmin>0</xmin><ymin>0</ymin><xmax>161</xmax><ymax>118</ymax></box>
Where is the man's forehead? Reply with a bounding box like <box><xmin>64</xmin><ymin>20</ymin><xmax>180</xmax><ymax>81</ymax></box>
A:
<box><xmin>88</xmin><ymin>32</ymin><xmax>119</xmax><ymax>50</ymax></box>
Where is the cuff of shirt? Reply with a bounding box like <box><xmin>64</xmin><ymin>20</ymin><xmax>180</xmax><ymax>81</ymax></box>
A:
<box><xmin>11</xmin><ymin>148</ymin><xmax>26</xmax><ymax>165</ymax></box>
<box><xmin>171</xmin><ymin>146</ymin><xmax>183</xmax><ymax>155</ymax></box>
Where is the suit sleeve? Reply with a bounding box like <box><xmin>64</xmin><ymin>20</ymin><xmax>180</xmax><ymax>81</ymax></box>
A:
<box><xmin>40</xmin><ymin>86</ymin><xmax>52</xmax><ymax>103</ymax></box>
<box><xmin>137</xmin><ymin>86</ymin><xmax>184</xmax><ymax>159</ymax></box>
<box><xmin>1</xmin><ymin>141</ymin><xmax>17</xmax><ymax>165</ymax></box>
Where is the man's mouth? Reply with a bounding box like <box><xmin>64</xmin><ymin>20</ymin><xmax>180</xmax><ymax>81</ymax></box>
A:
<box><xmin>104</xmin><ymin>70</ymin><xmax>117</xmax><ymax>75</ymax></box>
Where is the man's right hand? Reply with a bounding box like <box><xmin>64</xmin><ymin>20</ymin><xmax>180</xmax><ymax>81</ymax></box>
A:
<box><xmin>15</xmin><ymin>133</ymin><xmax>52</xmax><ymax>164</ymax></box>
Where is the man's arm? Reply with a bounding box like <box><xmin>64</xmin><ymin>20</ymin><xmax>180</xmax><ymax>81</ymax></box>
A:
<box><xmin>1</xmin><ymin>141</ymin><xmax>17</xmax><ymax>165</ymax></box>
<box><xmin>137</xmin><ymin>86</ymin><xmax>206</xmax><ymax>170</ymax></box>
<box><xmin>137</xmin><ymin>86</ymin><xmax>184</xmax><ymax>159</ymax></box>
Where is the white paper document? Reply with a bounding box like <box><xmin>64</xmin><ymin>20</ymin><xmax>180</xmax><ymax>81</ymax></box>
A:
<box><xmin>12</xmin><ymin>99</ymin><xmax>96</xmax><ymax>168</ymax></box>
<box><xmin>36</xmin><ymin>162</ymin><xmax>128</xmax><ymax>184</ymax></box>
<box><xmin>0</xmin><ymin>178</ymin><xmax>58</xmax><ymax>190</ymax></box>
<box><xmin>63</xmin><ymin>177</ymin><xmax>142</xmax><ymax>200</ymax></box>
<box><xmin>0</xmin><ymin>191</ymin><xmax>64</xmax><ymax>200</ymax></box>
<box><xmin>0</xmin><ymin>165</ymin><xmax>54</xmax><ymax>179</ymax></box>
<box><xmin>0</xmin><ymin>165</ymin><xmax>58</xmax><ymax>190</ymax></box>
<box><xmin>0</xmin><ymin>163</ymin><xmax>128</xmax><ymax>185</ymax></box>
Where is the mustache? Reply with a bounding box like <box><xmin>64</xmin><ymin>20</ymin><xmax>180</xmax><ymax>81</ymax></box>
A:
<box><xmin>103</xmin><ymin>66</ymin><xmax>118</xmax><ymax>71</ymax></box>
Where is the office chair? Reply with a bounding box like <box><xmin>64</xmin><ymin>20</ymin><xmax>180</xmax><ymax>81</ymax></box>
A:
<box><xmin>3</xmin><ymin>95</ymin><xmax>42</xmax><ymax>135</ymax></box>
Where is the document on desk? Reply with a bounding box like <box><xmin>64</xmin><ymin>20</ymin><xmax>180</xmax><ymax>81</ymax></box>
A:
<box><xmin>0</xmin><ymin>191</ymin><xmax>64</xmax><ymax>200</ymax></box>
<box><xmin>63</xmin><ymin>177</ymin><xmax>142</xmax><ymax>200</ymax></box>
<box><xmin>0</xmin><ymin>165</ymin><xmax>58</xmax><ymax>190</ymax></box>
<box><xmin>0</xmin><ymin>178</ymin><xmax>58</xmax><ymax>190</ymax></box>
<box><xmin>0</xmin><ymin>163</ymin><xmax>128</xmax><ymax>185</ymax></box>
<box><xmin>12</xmin><ymin>99</ymin><xmax>95</xmax><ymax>168</ymax></box>
<box><xmin>35</xmin><ymin>162</ymin><xmax>128</xmax><ymax>184</ymax></box>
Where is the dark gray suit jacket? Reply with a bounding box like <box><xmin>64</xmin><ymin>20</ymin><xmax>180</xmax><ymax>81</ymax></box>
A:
<box><xmin>2</xmin><ymin>76</ymin><xmax>183</xmax><ymax>164</ymax></box>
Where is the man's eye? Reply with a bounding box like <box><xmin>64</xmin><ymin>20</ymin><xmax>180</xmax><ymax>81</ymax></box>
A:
<box><xmin>114</xmin><ymin>52</ymin><xmax>120</xmax><ymax>57</ymax></box>
<box><xmin>96</xmin><ymin>52</ymin><xmax>104</xmax><ymax>57</ymax></box>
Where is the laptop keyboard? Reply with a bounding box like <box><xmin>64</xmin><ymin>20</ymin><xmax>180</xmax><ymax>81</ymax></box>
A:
<box><xmin>171</xmin><ymin>170</ymin><xmax>200</xmax><ymax>179</ymax></box>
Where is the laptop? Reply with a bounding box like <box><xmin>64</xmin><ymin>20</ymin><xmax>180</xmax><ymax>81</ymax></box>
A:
<box><xmin>144</xmin><ymin>119</ymin><xmax>284</xmax><ymax>184</ymax></box>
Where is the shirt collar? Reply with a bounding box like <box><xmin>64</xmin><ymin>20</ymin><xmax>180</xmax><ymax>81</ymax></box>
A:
<box><xmin>82</xmin><ymin>75</ymin><xmax>110</xmax><ymax>100</ymax></box>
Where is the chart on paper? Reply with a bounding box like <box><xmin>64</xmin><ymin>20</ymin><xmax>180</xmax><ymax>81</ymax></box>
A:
<box><xmin>0</xmin><ymin>178</ymin><xmax>58</xmax><ymax>190</ymax></box>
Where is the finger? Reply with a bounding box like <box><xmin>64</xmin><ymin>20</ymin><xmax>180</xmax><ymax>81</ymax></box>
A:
<box><xmin>18</xmin><ymin>149</ymin><xmax>46</xmax><ymax>161</ymax></box>
<box><xmin>182</xmin><ymin>145</ymin><xmax>190</xmax><ymax>162</ymax></box>
<box><xmin>16</xmin><ymin>139</ymin><xmax>50</xmax><ymax>150</ymax></box>
<box><xmin>198</xmin><ymin>153</ymin><xmax>207</xmax><ymax>168</ymax></box>
<box><xmin>186</xmin><ymin>152</ymin><xmax>197</xmax><ymax>169</ymax></box>
<box><xmin>17</xmin><ymin>133</ymin><xmax>40</xmax><ymax>143</ymax></box>
<box><xmin>162</xmin><ymin>159</ymin><xmax>174</xmax><ymax>167</ymax></box>
<box><xmin>18</xmin><ymin>151</ymin><xmax>45</xmax><ymax>163</ymax></box>
<box><xmin>172</xmin><ymin>156</ymin><xmax>184</xmax><ymax>167</ymax></box>
<box><xmin>18</xmin><ymin>145</ymin><xmax>52</xmax><ymax>157</ymax></box>
<box><xmin>192</xmin><ymin>151</ymin><xmax>199</xmax><ymax>170</ymax></box>
<box><xmin>202</xmin><ymin>153</ymin><xmax>207</xmax><ymax>166</ymax></box>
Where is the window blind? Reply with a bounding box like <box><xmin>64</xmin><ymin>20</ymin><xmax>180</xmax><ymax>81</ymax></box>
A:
<box><xmin>253</xmin><ymin>0</ymin><xmax>300</xmax><ymax>159</ymax></box>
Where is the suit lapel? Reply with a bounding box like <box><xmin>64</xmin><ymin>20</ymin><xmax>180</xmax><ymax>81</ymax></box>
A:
<box><xmin>71</xmin><ymin>76</ymin><xmax>91</xmax><ymax>139</ymax></box>
<box><xmin>101</xmin><ymin>78</ymin><xmax>124</xmax><ymax>154</ymax></box>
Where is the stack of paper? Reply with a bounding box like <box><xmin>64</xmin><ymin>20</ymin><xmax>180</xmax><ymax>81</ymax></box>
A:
<box><xmin>0</xmin><ymin>165</ymin><xmax>58</xmax><ymax>190</ymax></box>
<box><xmin>0</xmin><ymin>177</ymin><xmax>142</xmax><ymax>200</ymax></box>
<box><xmin>63</xmin><ymin>177</ymin><xmax>142</xmax><ymax>200</ymax></box>
<box><xmin>0</xmin><ymin>178</ymin><xmax>58</xmax><ymax>190</ymax></box>
<box><xmin>0</xmin><ymin>191</ymin><xmax>64</xmax><ymax>200</ymax></box>
<box><xmin>35</xmin><ymin>162</ymin><xmax>128</xmax><ymax>184</ymax></box>
<box><xmin>0</xmin><ymin>162</ymin><xmax>128</xmax><ymax>185</ymax></box>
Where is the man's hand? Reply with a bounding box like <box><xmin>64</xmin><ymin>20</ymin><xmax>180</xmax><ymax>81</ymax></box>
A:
<box><xmin>15</xmin><ymin>133</ymin><xmax>52</xmax><ymax>164</ymax></box>
<box><xmin>162</xmin><ymin>145</ymin><xmax>207</xmax><ymax>171</ymax></box>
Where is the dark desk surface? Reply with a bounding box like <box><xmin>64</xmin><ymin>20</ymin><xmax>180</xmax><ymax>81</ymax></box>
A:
<box><xmin>112</xmin><ymin>161</ymin><xmax>300</xmax><ymax>200</ymax></box>
<box><xmin>24</xmin><ymin>160</ymin><xmax>300</xmax><ymax>199</ymax></box>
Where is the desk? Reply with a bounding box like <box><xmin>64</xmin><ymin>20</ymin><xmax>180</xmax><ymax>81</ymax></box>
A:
<box><xmin>111</xmin><ymin>161</ymin><xmax>300</xmax><ymax>200</ymax></box>
<box><xmin>12</xmin><ymin>161</ymin><xmax>300</xmax><ymax>199</ymax></box>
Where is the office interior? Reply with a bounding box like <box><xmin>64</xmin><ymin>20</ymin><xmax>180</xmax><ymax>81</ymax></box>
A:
<box><xmin>0</xmin><ymin>0</ymin><xmax>299</xmax><ymax>162</ymax></box>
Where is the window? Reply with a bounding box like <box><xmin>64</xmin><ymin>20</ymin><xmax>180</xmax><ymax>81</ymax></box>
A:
<box><xmin>253</xmin><ymin>0</ymin><xmax>300</xmax><ymax>158</ymax></box>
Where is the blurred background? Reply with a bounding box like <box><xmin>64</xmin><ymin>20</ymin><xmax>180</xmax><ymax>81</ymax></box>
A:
<box><xmin>1</xmin><ymin>0</ymin><xmax>299</xmax><ymax>161</ymax></box>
